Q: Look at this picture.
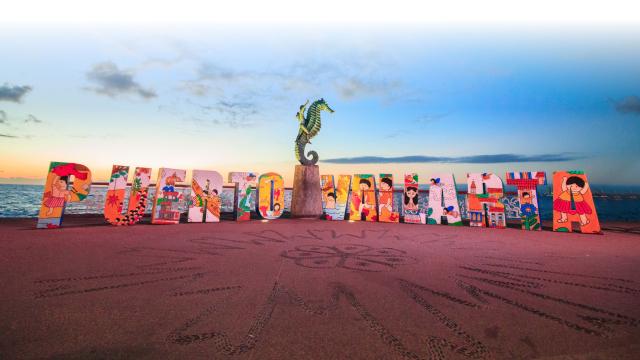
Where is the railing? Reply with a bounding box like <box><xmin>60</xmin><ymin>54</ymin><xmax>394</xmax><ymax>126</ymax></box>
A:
<box><xmin>64</xmin><ymin>183</ymin><xmax>536</xmax><ymax>220</ymax></box>
<box><xmin>88</xmin><ymin>182</ymin><xmax>520</xmax><ymax>196</ymax></box>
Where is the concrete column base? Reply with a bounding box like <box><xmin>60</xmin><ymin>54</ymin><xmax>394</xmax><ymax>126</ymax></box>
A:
<box><xmin>290</xmin><ymin>165</ymin><xmax>323</xmax><ymax>219</ymax></box>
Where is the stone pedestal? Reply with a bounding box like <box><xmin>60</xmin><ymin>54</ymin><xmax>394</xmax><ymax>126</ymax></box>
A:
<box><xmin>291</xmin><ymin>165</ymin><xmax>323</xmax><ymax>219</ymax></box>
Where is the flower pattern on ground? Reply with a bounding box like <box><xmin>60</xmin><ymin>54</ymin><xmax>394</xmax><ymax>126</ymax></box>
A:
<box><xmin>281</xmin><ymin>244</ymin><xmax>417</xmax><ymax>272</ymax></box>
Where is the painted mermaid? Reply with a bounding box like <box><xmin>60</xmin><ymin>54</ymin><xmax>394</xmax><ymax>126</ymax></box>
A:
<box><xmin>553</xmin><ymin>176</ymin><xmax>591</xmax><ymax>226</ymax></box>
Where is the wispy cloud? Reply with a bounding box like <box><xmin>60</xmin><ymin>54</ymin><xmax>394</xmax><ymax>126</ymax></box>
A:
<box><xmin>417</xmin><ymin>113</ymin><xmax>450</xmax><ymax>124</ymax></box>
<box><xmin>181</xmin><ymin>52</ymin><xmax>409</xmax><ymax>103</ymax></box>
<box><xmin>24</xmin><ymin>114</ymin><xmax>43</xmax><ymax>124</ymax></box>
<box><xmin>0</xmin><ymin>133</ymin><xmax>18</xmax><ymax>138</ymax></box>
<box><xmin>173</xmin><ymin>53</ymin><xmax>412</xmax><ymax>128</ymax></box>
<box><xmin>0</xmin><ymin>83</ymin><xmax>32</xmax><ymax>103</ymax></box>
<box><xmin>186</xmin><ymin>99</ymin><xmax>258</xmax><ymax>128</ymax></box>
<box><xmin>613</xmin><ymin>96</ymin><xmax>640</xmax><ymax>115</ymax></box>
<box><xmin>85</xmin><ymin>62</ymin><xmax>157</xmax><ymax>99</ymax></box>
<box><xmin>383</xmin><ymin>113</ymin><xmax>450</xmax><ymax>139</ymax></box>
<box><xmin>323</xmin><ymin>153</ymin><xmax>585</xmax><ymax>164</ymax></box>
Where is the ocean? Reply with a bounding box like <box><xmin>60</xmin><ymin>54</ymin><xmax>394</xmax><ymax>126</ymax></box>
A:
<box><xmin>1</xmin><ymin>184</ymin><xmax>639</xmax><ymax>221</ymax></box>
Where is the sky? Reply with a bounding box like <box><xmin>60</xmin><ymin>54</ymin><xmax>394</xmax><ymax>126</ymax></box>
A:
<box><xmin>1</xmin><ymin>1</ymin><xmax>639</xmax><ymax>186</ymax></box>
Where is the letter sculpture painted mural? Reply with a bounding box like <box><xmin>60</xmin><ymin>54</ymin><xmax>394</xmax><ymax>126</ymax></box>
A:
<box><xmin>506</xmin><ymin>171</ymin><xmax>546</xmax><ymax>231</ymax></box>
<box><xmin>229</xmin><ymin>172</ymin><xmax>258</xmax><ymax>221</ymax></box>
<box><xmin>321</xmin><ymin>174</ymin><xmax>351</xmax><ymax>220</ymax></box>
<box><xmin>188</xmin><ymin>170</ymin><xmax>223</xmax><ymax>223</ymax></box>
<box><xmin>349</xmin><ymin>174</ymin><xmax>377</xmax><ymax>221</ymax></box>
<box><xmin>467</xmin><ymin>173</ymin><xmax>506</xmax><ymax>228</ymax></box>
<box><xmin>294</xmin><ymin>98</ymin><xmax>334</xmax><ymax>165</ymax></box>
<box><xmin>427</xmin><ymin>174</ymin><xmax>462</xmax><ymax>226</ymax></box>
<box><xmin>37</xmin><ymin>162</ymin><xmax>92</xmax><ymax>229</ymax></box>
<box><xmin>32</xmin><ymin>159</ymin><xmax>605</xmax><ymax>235</ymax></box>
<box><xmin>257</xmin><ymin>172</ymin><xmax>285</xmax><ymax>220</ymax></box>
<box><xmin>378</xmin><ymin>174</ymin><xmax>399</xmax><ymax>222</ymax></box>
<box><xmin>552</xmin><ymin>171</ymin><xmax>601</xmax><ymax>234</ymax></box>
<box><xmin>104</xmin><ymin>165</ymin><xmax>152</xmax><ymax>225</ymax></box>
<box><xmin>403</xmin><ymin>173</ymin><xmax>422</xmax><ymax>224</ymax></box>
<box><xmin>151</xmin><ymin>168</ymin><xmax>186</xmax><ymax>225</ymax></box>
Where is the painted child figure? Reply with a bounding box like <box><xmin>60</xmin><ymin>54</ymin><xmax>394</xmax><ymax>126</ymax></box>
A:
<box><xmin>442</xmin><ymin>206</ymin><xmax>460</xmax><ymax>219</ymax></box>
<box><xmin>358</xmin><ymin>178</ymin><xmax>374</xmax><ymax>218</ymax></box>
<box><xmin>378</xmin><ymin>176</ymin><xmax>398</xmax><ymax>222</ymax></box>
<box><xmin>325</xmin><ymin>192</ymin><xmax>337</xmax><ymax>209</ymax></box>
<box><xmin>209</xmin><ymin>189</ymin><xmax>222</xmax><ymax>220</ymax></box>
<box><xmin>266</xmin><ymin>203</ymin><xmax>282</xmax><ymax>218</ymax></box>
<box><xmin>553</xmin><ymin>176</ymin><xmax>592</xmax><ymax>226</ymax></box>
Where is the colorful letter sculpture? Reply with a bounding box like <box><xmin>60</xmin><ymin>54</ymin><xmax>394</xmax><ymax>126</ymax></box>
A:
<box><xmin>229</xmin><ymin>172</ymin><xmax>258</xmax><ymax>221</ymax></box>
<box><xmin>321</xmin><ymin>174</ymin><xmax>351</xmax><ymax>220</ymax></box>
<box><xmin>257</xmin><ymin>172</ymin><xmax>285</xmax><ymax>220</ymax></box>
<box><xmin>506</xmin><ymin>171</ymin><xmax>546</xmax><ymax>231</ymax></box>
<box><xmin>403</xmin><ymin>173</ymin><xmax>422</xmax><ymax>224</ymax></box>
<box><xmin>104</xmin><ymin>165</ymin><xmax>152</xmax><ymax>225</ymax></box>
<box><xmin>349</xmin><ymin>174</ymin><xmax>377</xmax><ymax>221</ymax></box>
<box><xmin>427</xmin><ymin>174</ymin><xmax>462</xmax><ymax>226</ymax></box>
<box><xmin>552</xmin><ymin>171</ymin><xmax>601</xmax><ymax>234</ymax></box>
<box><xmin>37</xmin><ymin>162</ymin><xmax>92</xmax><ymax>229</ymax></box>
<box><xmin>151</xmin><ymin>168</ymin><xmax>186</xmax><ymax>224</ymax></box>
<box><xmin>188</xmin><ymin>170</ymin><xmax>223</xmax><ymax>223</ymax></box>
<box><xmin>467</xmin><ymin>173</ymin><xmax>506</xmax><ymax>228</ymax></box>
<box><xmin>378</xmin><ymin>174</ymin><xmax>399</xmax><ymax>222</ymax></box>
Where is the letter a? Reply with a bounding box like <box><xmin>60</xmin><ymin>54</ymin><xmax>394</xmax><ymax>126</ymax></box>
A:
<box><xmin>552</xmin><ymin>171</ymin><xmax>601</xmax><ymax>234</ymax></box>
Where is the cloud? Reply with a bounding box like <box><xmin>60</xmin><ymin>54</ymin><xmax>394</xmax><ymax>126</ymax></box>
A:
<box><xmin>181</xmin><ymin>52</ymin><xmax>409</xmax><ymax>103</ymax></box>
<box><xmin>613</xmin><ymin>96</ymin><xmax>640</xmax><ymax>115</ymax></box>
<box><xmin>417</xmin><ymin>113</ymin><xmax>450</xmax><ymax>124</ymax></box>
<box><xmin>0</xmin><ymin>110</ymin><xmax>6</xmax><ymax>124</ymax></box>
<box><xmin>0</xmin><ymin>83</ymin><xmax>32</xmax><ymax>103</ymax></box>
<box><xmin>186</xmin><ymin>99</ymin><xmax>258</xmax><ymax>128</ymax></box>
<box><xmin>85</xmin><ymin>62</ymin><xmax>157</xmax><ymax>99</ymax></box>
<box><xmin>24</xmin><ymin>114</ymin><xmax>43</xmax><ymax>124</ymax></box>
<box><xmin>336</xmin><ymin>77</ymin><xmax>402</xmax><ymax>100</ymax></box>
<box><xmin>167</xmin><ymin>44</ymin><xmax>419</xmax><ymax>129</ymax></box>
<box><xmin>0</xmin><ymin>133</ymin><xmax>18</xmax><ymax>138</ymax></box>
<box><xmin>283</xmin><ymin>57</ymin><xmax>407</xmax><ymax>102</ymax></box>
<box><xmin>322</xmin><ymin>153</ymin><xmax>584</xmax><ymax>164</ymax></box>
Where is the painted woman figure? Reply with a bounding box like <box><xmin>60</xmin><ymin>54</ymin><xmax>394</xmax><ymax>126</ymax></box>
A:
<box><xmin>553</xmin><ymin>176</ymin><xmax>591</xmax><ymax>226</ymax></box>
<box><xmin>404</xmin><ymin>186</ymin><xmax>419</xmax><ymax>211</ymax></box>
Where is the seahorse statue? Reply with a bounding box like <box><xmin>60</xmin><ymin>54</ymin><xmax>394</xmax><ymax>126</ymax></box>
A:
<box><xmin>295</xmin><ymin>98</ymin><xmax>334</xmax><ymax>165</ymax></box>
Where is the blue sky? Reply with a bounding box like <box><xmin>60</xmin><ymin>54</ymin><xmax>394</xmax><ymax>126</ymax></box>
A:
<box><xmin>1</xmin><ymin>23</ymin><xmax>639</xmax><ymax>185</ymax></box>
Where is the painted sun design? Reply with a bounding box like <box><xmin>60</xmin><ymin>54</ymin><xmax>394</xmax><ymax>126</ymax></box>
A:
<box><xmin>281</xmin><ymin>244</ymin><xmax>417</xmax><ymax>272</ymax></box>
